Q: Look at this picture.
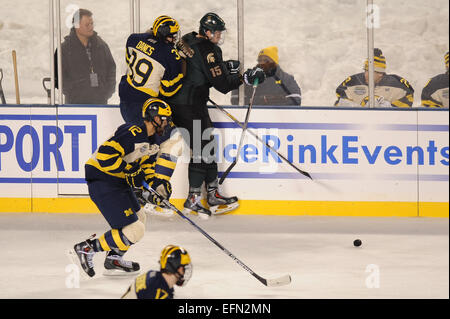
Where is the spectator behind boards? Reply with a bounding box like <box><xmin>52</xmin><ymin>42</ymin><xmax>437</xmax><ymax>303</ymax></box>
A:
<box><xmin>55</xmin><ymin>8</ymin><xmax>116</xmax><ymax>104</ymax></box>
<box><xmin>421</xmin><ymin>51</ymin><xmax>449</xmax><ymax>108</ymax></box>
<box><xmin>334</xmin><ymin>48</ymin><xmax>414</xmax><ymax>108</ymax></box>
<box><xmin>231</xmin><ymin>46</ymin><xmax>302</xmax><ymax>106</ymax></box>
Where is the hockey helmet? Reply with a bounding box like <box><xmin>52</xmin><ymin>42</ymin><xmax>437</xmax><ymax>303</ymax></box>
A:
<box><xmin>199</xmin><ymin>12</ymin><xmax>226</xmax><ymax>36</ymax></box>
<box><xmin>142</xmin><ymin>98</ymin><xmax>172</xmax><ymax>127</ymax></box>
<box><xmin>160</xmin><ymin>245</ymin><xmax>193</xmax><ymax>286</ymax></box>
<box><xmin>152</xmin><ymin>15</ymin><xmax>180</xmax><ymax>41</ymax></box>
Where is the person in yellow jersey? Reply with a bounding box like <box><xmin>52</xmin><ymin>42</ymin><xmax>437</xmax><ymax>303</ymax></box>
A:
<box><xmin>334</xmin><ymin>48</ymin><xmax>414</xmax><ymax>108</ymax></box>
<box><xmin>119</xmin><ymin>15</ymin><xmax>184</xmax><ymax>125</ymax></box>
<box><xmin>421</xmin><ymin>51</ymin><xmax>449</xmax><ymax>108</ymax></box>
<box><xmin>69</xmin><ymin>98</ymin><xmax>183</xmax><ymax>277</ymax></box>
<box><xmin>121</xmin><ymin>245</ymin><xmax>192</xmax><ymax>299</ymax></box>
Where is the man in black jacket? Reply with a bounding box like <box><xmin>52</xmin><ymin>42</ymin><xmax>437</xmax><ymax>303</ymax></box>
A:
<box><xmin>56</xmin><ymin>9</ymin><xmax>116</xmax><ymax>104</ymax></box>
<box><xmin>231</xmin><ymin>46</ymin><xmax>302</xmax><ymax>106</ymax></box>
<box><xmin>168</xmin><ymin>12</ymin><xmax>265</xmax><ymax>219</ymax></box>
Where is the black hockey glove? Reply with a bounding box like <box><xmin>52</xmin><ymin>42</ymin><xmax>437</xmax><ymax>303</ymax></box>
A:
<box><xmin>225</xmin><ymin>60</ymin><xmax>241</xmax><ymax>74</ymax></box>
<box><xmin>124</xmin><ymin>162</ymin><xmax>145</xmax><ymax>188</ymax></box>
<box><xmin>243</xmin><ymin>67</ymin><xmax>265</xmax><ymax>86</ymax></box>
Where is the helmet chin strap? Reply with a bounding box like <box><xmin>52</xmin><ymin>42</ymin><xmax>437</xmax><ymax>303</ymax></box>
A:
<box><xmin>175</xmin><ymin>268</ymin><xmax>185</xmax><ymax>286</ymax></box>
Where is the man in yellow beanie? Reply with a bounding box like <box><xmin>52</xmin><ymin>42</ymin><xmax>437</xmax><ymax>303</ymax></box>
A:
<box><xmin>231</xmin><ymin>46</ymin><xmax>302</xmax><ymax>106</ymax></box>
<box><xmin>334</xmin><ymin>48</ymin><xmax>414</xmax><ymax>107</ymax></box>
<box><xmin>421</xmin><ymin>51</ymin><xmax>449</xmax><ymax>108</ymax></box>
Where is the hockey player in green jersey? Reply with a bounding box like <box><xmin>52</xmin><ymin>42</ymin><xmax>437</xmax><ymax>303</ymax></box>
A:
<box><xmin>167</xmin><ymin>12</ymin><xmax>266</xmax><ymax>219</ymax></box>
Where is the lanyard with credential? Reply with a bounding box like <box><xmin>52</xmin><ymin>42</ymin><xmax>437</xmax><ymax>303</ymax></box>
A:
<box><xmin>86</xmin><ymin>43</ymin><xmax>99</xmax><ymax>87</ymax></box>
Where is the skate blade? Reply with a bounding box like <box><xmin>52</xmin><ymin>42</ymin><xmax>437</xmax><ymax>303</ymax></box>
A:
<box><xmin>145</xmin><ymin>203</ymin><xmax>174</xmax><ymax>218</ymax></box>
<box><xmin>66</xmin><ymin>249</ymin><xmax>94</xmax><ymax>279</ymax></box>
<box><xmin>182</xmin><ymin>208</ymin><xmax>211</xmax><ymax>220</ymax></box>
<box><xmin>103</xmin><ymin>269</ymin><xmax>140</xmax><ymax>277</ymax></box>
<box><xmin>210</xmin><ymin>202</ymin><xmax>239</xmax><ymax>215</ymax></box>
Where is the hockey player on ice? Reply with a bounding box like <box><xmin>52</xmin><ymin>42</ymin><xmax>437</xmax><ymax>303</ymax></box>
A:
<box><xmin>70</xmin><ymin>98</ymin><xmax>182</xmax><ymax>277</ymax></box>
<box><xmin>118</xmin><ymin>15</ymin><xmax>184</xmax><ymax>125</ymax></box>
<box><xmin>121</xmin><ymin>245</ymin><xmax>192</xmax><ymax>299</ymax></box>
<box><xmin>167</xmin><ymin>12</ymin><xmax>266</xmax><ymax>219</ymax></box>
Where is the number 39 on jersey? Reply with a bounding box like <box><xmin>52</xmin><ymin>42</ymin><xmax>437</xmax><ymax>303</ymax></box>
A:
<box><xmin>124</xmin><ymin>34</ymin><xmax>183</xmax><ymax>98</ymax></box>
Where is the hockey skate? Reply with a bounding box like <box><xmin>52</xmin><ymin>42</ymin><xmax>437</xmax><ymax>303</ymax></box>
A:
<box><xmin>143</xmin><ymin>202</ymin><xmax>174</xmax><ymax>219</ymax></box>
<box><xmin>182</xmin><ymin>193</ymin><xmax>212</xmax><ymax>220</ymax></box>
<box><xmin>69</xmin><ymin>236</ymin><xmax>96</xmax><ymax>278</ymax></box>
<box><xmin>103</xmin><ymin>250</ymin><xmax>140</xmax><ymax>276</ymax></box>
<box><xmin>207</xmin><ymin>188</ymin><xmax>239</xmax><ymax>215</ymax></box>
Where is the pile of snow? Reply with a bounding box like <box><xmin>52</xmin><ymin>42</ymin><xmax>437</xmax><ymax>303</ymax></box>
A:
<box><xmin>0</xmin><ymin>0</ymin><xmax>448</xmax><ymax>106</ymax></box>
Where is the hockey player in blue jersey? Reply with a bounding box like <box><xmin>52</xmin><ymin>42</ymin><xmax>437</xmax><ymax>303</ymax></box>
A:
<box><xmin>119</xmin><ymin>15</ymin><xmax>184</xmax><ymax>125</ymax></box>
<box><xmin>70</xmin><ymin>98</ymin><xmax>183</xmax><ymax>277</ymax></box>
<box><xmin>121</xmin><ymin>245</ymin><xmax>192</xmax><ymax>299</ymax></box>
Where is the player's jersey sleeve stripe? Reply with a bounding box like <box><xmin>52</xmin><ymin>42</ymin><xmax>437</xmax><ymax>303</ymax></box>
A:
<box><xmin>160</xmin><ymin>72</ymin><xmax>184</xmax><ymax>96</ymax></box>
<box><xmin>421</xmin><ymin>99</ymin><xmax>443</xmax><ymax>107</ymax></box>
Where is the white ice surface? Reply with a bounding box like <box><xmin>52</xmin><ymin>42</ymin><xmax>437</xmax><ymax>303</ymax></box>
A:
<box><xmin>0</xmin><ymin>213</ymin><xmax>448</xmax><ymax>299</ymax></box>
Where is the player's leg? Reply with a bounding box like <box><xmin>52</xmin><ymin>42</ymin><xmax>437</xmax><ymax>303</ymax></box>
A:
<box><xmin>171</xmin><ymin>103</ymin><xmax>212</xmax><ymax>219</ymax></box>
<box><xmin>202</xmin><ymin>112</ymin><xmax>239</xmax><ymax>215</ymax></box>
<box><xmin>206</xmin><ymin>164</ymin><xmax>239</xmax><ymax>215</ymax></box>
<box><xmin>72</xmin><ymin>181</ymin><xmax>144</xmax><ymax>276</ymax></box>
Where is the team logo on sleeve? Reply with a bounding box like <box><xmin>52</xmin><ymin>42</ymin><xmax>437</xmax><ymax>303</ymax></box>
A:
<box><xmin>354</xmin><ymin>87</ymin><xmax>367</xmax><ymax>95</ymax></box>
<box><xmin>206</xmin><ymin>52</ymin><xmax>215</xmax><ymax>64</ymax></box>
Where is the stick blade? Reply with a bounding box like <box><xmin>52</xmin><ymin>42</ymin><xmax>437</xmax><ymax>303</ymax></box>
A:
<box><xmin>260</xmin><ymin>274</ymin><xmax>292</xmax><ymax>287</ymax></box>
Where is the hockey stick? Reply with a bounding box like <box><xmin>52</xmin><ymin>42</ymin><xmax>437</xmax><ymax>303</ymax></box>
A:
<box><xmin>142</xmin><ymin>182</ymin><xmax>291</xmax><ymax>287</ymax></box>
<box><xmin>0</xmin><ymin>68</ymin><xmax>6</xmax><ymax>104</ymax></box>
<box><xmin>208</xmin><ymin>98</ymin><xmax>312</xmax><ymax>180</ymax></box>
<box><xmin>219</xmin><ymin>79</ymin><xmax>258</xmax><ymax>185</ymax></box>
<box><xmin>12</xmin><ymin>50</ymin><xmax>20</xmax><ymax>104</ymax></box>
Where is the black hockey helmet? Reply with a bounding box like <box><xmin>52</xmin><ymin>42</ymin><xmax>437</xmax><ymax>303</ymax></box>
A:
<box><xmin>142</xmin><ymin>98</ymin><xmax>172</xmax><ymax>127</ymax></box>
<box><xmin>199</xmin><ymin>12</ymin><xmax>226</xmax><ymax>36</ymax></box>
<box><xmin>152</xmin><ymin>15</ymin><xmax>180</xmax><ymax>41</ymax></box>
<box><xmin>160</xmin><ymin>245</ymin><xmax>193</xmax><ymax>286</ymax></box>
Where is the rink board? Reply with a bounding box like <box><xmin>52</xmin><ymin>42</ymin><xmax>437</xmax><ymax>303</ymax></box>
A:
<box><xmin>0</xmin><ymin>105</ymin><xmax>448</xmax><ymax>217</ymax></box>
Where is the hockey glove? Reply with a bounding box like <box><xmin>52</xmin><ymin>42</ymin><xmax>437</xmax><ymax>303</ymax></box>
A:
<box><xmin>147</xmin><ymin>178</ymin><xmax>172</xmax><ymax>200</ymax></box>
<box><xmin>243</xmin><ymin>67</ymin><xmax>266</xmax><ymax>86</ymax></box>
<box><xmin>124</xmin><ymin>162</ymin><xmax>145</xmax><ymax>188</ymax></box>
<box><xmin>176</xmin><ymin>38</ymin><xmax>194</xmax><ymax>58</ymax></box>
<box><xmin>225</xmin><ymin>60</ymin><xmax>241</xmax><ymax>74</ymax></box>
<box><xmin>133</xmin><ymin>188</ymin><xmax>148</xmax><ymax>207</ymax></box>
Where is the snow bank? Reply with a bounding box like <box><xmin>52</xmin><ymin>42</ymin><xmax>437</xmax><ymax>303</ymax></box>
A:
<box><xmin>0</xmin><ymin>0</ymin><xmax>448</xmax><ymax>106</ymax></box>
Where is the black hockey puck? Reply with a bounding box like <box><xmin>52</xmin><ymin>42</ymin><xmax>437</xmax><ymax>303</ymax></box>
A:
<box><xmin>353</xmin><ymin>239</ymin><xmax>362</xmax><ymax>247</ymax></box>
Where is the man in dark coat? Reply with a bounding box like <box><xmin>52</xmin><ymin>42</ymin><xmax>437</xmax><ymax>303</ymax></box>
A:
<box><xmin>231</xmin><ymin>46</ymin><xmax>302</xmax><ymax>106</ymax></box>
<box><xmin>55</xmin><ymin>9</ymin><xmax>116</xmax><ymax>104</ymax></box>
